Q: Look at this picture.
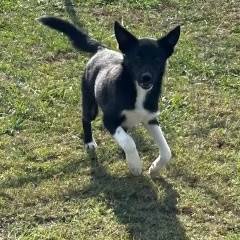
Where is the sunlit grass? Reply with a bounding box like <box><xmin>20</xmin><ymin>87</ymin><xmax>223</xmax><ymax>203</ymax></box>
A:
<box><xmin>0</xmin><ymin>0</ymin><xmax>239</xmax><ymax>239</ymax></box>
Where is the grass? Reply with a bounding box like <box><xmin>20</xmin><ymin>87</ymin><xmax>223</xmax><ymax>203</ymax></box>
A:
<box><xmin>0</xmin><ymin>0</ymin><xmax>239</xmax><ymax>239</ymax></box>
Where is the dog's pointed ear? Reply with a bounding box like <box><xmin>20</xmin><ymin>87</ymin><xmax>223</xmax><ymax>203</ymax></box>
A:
<box><xmin>114</xmin><ymin>21</ymin><xmax>138</xmax><ymax>53</ymax></box>
<box><xmin>158</xmin><ymin>25</ymin><xmax>181</xmax><ymax>57</ymax></box>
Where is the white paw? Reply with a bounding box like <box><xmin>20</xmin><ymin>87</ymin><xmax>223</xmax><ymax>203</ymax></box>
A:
<box><xmin>149</xmin><ymin>164</ymin><xmax>160</xmax><ymax>178</ymax></box>
<box><xmin>148</xmin><ymin>154</ymin><xmax>171</xmax><ymax>178</ymax></box>
<box><xmin>126</xmin><ymin>153</ymin><xmax>142</xmax><ymax>176</ymax></box>
<box><xmin>129</xmin><ymin>164</ymin><xmax>142</xmax><ymax>176</ymax></box>
<box><xmin>85</xmin><ymin>139</ymin><xmax>97</xmax><ymax>151</ymax></box>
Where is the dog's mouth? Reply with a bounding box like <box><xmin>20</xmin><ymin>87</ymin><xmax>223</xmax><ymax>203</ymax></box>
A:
<box><xmin>139</xmin><ymin>82</ymin><xmax>153</xmax><ymax>90</ymax></box>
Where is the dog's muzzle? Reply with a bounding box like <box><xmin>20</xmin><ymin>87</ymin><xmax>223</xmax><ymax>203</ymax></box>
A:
<box><xmin>139</xmin><ymin>72</ymin><xmax>153</xmax><ymax>90</ymax></box>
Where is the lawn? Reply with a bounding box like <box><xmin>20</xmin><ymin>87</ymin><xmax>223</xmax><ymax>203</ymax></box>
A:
<box><xmin>0</xmin><ymin>0</ymin><xmax>239</xmax><ymax>239</ymax></box>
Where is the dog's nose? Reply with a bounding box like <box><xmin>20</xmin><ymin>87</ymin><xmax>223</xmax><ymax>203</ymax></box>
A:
<box><xmin>141</xmin><ymin>72</ymin><xmax>153</xmax><ymax>83</ymax></box>
<box><xmin>139</xmin><ymin>72</ymin><xmax>153</xmax><ymax>89</ymax></box>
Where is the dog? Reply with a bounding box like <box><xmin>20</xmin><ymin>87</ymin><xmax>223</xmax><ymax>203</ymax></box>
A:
<box><xmin>39</xmin><ymin>16</ymin><xmax>180</xmax><ymax>177</ymax></box>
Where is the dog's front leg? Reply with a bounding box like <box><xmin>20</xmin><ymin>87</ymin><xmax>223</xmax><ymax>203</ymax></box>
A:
<box><xmin>144</xmin><ymin>120</ymin><xmax>172</xmax><ymax>177</ymax></box>
<box><xmin>112</xmin><ymin>126</ymin><xmax>142</xmax><ymax>176</ymax></box>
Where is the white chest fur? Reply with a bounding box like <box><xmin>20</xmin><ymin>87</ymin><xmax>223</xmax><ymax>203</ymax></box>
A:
<box><xmin>121</xmin><ymin>84</ymin><xmax>158</xmax><ymax>128</ymax></box>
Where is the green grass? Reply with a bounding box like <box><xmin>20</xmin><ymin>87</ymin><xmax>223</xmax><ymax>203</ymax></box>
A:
<box><xmin>0</xmin><ymin>0</ymin><xmax>240</xmax><ymax>239</ymax></box>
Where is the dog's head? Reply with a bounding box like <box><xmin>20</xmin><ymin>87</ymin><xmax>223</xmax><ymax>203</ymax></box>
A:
<box><xmin>114</xmin><ymin>22</ymin><xmax>180</xmax><ymax>90</ymax></box>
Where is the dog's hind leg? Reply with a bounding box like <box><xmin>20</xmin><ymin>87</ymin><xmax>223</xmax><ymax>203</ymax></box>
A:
<box><xmin>144</xmin><ymin>119</ymin><xmax>172</xmax><ymax>178</ymax></box>
<box><xmin>82</xmin><ymin>101</ymin><xmax>98</xmax><ymax>150</ymax></box>
<box><xmin>82</xmin><ymin>83</ymin><xmax>98</xmax><ymax>151</ymax></box>
<box><xmin>103</xmin><ymin>116</ymin><xmax>142</xmax><ymax>176</ymax></box>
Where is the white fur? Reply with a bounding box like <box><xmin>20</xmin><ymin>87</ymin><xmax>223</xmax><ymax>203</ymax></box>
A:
<box><xmin>144</xmin><ymin>124</ymin><xmax>171</xmax><ymax>177</ymax></box>
<box><xmin>113</xmin><ymin>126</ymin><xmax>142</xmax><ymax>176</ymax></box>
<box><xmin>85</xmin><ymin>139</ymin><xmax>97</xmax><ymax>150</ymax></box>
<box><xmin>121</xmin><ymin>83</ymin><xmax>158</xmax><ymax>128</ymax></box>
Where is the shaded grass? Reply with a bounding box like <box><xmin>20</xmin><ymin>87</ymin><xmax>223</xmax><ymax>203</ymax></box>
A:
<box><xmin>0</xmin><ymin>0</ymin><xmax>240</xmax><ymax>239</ymax></box>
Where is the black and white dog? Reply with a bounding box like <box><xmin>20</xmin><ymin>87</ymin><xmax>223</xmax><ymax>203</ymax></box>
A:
<box><xmin>39</xmin><ymin>16</ymin><xmax>180</xmax><ymax>177</ymax></box>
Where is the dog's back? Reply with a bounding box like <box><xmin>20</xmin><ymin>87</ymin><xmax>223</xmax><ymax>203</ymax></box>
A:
<box><xmin>85</xmin><ymin>49</ymin><xmax>125</xmax><ymax>110</ymax></box>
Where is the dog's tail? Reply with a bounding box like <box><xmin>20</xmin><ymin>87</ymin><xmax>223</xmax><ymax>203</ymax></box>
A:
<box><xmin>38</xmin><ymin>16</ymin><xmax>103</xmax><ymax>54</ymax></box>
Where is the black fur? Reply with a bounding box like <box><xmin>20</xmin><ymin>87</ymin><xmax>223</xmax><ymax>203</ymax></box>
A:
<box><xmin>38</xmin><ymin>16</ymin><xmax>103</xmax><ymax>53</ymax></box>
<box><xmin>39</xmin><ymin>16</ymin><xmax>180</xmax><ymax>145</ymax></box>
<box><xmin>148</xmin><ymin>119</ymin><xmax>159</xmax><ymax>125</ymax></box>
<box><xmin>114</xmin><ymin>21</ymin><xmax>138</xmax><ymax>53</ymax></box>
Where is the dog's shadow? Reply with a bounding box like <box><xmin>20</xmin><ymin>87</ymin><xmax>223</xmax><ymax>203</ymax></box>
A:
<box><xmin>75</xmin><ymin>153</ymin><xmax>188</xmax><ymax>240</ymax></box>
